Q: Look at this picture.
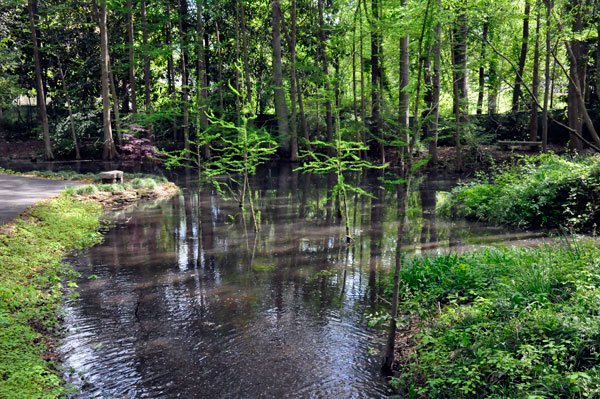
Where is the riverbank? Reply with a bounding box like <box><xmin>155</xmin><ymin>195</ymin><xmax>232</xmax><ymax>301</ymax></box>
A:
<box><xmin>385</xmin><ymin>239</ymin><xmax>600</xmax><ymax>398</ymax></box>
<box><xmin>0</xmin><ymin>179</ymin><xmax>178</xmax><ymax>398</ymax></box>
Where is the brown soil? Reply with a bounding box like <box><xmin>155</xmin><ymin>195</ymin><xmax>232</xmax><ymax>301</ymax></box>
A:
<box><xmin>0</xmin><ymin>139</ymin><xmax>45</xmax><ymax>160</ymax></box>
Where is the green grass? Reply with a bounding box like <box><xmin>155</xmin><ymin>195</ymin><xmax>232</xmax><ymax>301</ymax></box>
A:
<box><xmin>64</xmin><ymin>177</ymin><xmax>165</xmax><ymax>196</ymax></box>
<box><xmin>387</xmin><ymin>240</ymin><xmax>600</xmax><ymax>398</ymax></box>
<box><xmin>438</xmin><ymin>153</ymin><xmax>600</xmax><ymax>231</ymax></box>
<box><xmin>0</xmin><ymin>194</ymin><xmax>103</xmax><ymax>398</ymax></box>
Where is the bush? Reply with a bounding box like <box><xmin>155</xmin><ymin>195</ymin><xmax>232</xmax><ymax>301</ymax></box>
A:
<box><xmin>439</xmin><ymin>153</ymin><xmax>600</xmax><ymax>231</ymax></box>
<box><xmin>389</xmin><ymin>241</ymin><xmax>600</xmax><ymax>398</ymax></box>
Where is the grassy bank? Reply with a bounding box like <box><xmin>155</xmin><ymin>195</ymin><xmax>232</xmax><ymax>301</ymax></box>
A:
<box><xmin>0</xmin><ymin>176</ymin><xmax>179</xmax><ymax>398</ymax></box>
<box><xmin>439</xmin><ymin>153</ymin><xmax>600</xmax><ymax>232</ymax></box>
<box><xmin>0</xmin><ymin>195</ymin><xmax>103</xmax><ymax>398</ymax></box>
<box><xmin>387</xmin><ymin>240</ymin><xmax>600</xmax><ymax>398</ymax></box>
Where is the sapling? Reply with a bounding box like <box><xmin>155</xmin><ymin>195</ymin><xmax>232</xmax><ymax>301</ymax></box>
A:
<box><xmin>295</xmin><ymin>112</ymin><xmax>384</xmax><ymax>242</ymax></box>
<box><xmin>162</xmin><ymin>82</ymin><xmax>275</xmax><ymax>232</ymax></box>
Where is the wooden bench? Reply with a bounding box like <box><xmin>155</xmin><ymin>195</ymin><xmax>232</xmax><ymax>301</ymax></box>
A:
<box><xmin>497</xmin><ymin>141</ymin><xmax>542</xmax><ymax>151</ymax></box>
<box><xmin>99</xmin><ymin>170</ymin><xmax>123</xmax><ymax>184</ymax></box>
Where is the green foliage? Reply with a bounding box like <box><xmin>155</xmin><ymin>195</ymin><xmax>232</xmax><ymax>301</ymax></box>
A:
<box><xmin>295</xmin><ymin>124</ymin><xmax>384</xmax><ymax>241</ymax></box>
<box><xmin>388</xmin><ymin>240</ymin><xmax>600</xmax><ymax>398</ymax></box>
<box><xmin>439</xmin><ymin>153</ymin><xmax>600</xmax><ymax>231</ymax></box>
<box><xmin>163</xmin><ymin>85</ymin><xmax>276</xmax><ymax>231</ymax></box>
<box><xmin>52</xmin><ymin>109</ymin><xmax>103</xmax><ymax>157</ymax></box>
<box><xmin>0</xmin><ymin>194</ymin><xmax>103</xmax><ymax>398</ymax></box>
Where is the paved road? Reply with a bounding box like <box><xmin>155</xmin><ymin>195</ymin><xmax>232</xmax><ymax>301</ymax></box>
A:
<box><xmin>0</xmin><ymin>174</ymin><xmax>82</xmax><ymax>225</ymax></box>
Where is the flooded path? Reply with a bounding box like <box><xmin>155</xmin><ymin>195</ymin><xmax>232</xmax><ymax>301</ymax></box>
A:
<box><xmin>59</xmin><ymin>165</ymin><xmax>534</xmax><ymax>398</ymax></box>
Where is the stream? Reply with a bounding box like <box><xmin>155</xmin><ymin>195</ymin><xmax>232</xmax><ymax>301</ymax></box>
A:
<box><xmin>50</xmin><ymin>164</ymin><xmax>545</xmax><ymax>398</ymax></box>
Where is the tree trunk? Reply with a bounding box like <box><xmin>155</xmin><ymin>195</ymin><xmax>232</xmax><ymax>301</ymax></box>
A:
<box><xmin>126</xmin><ymin>1</ymin><xmax>138</xmax><ymax>114</ymax></box>
<box><xmin>109</xmin><ymin>68</ymin><xmax>122</xmax><ymax>144</ymax></box>
<box><xmin>215</xmin><ymin>22</ymin><xmax>224</xmax><ymax>111</ymax></box>
<box><xmin>359</xmin><ymin>5</ymin><xmax>367</xmax><ymax>157</ymax></box>
<box><xmin>282</xmin><ymin>0</ymin><xmax>300</xmax><ymax>160</ymax></box>
<box><xmin>568</xmin><ymin>0</ymin><xmax>586</xmax><ymax>151</ymax></box>
<box><xmin>371</xmin><ymin>0</ymin><xmax>382</xmax><ymax>160</ymax></box>
<box><xmin>166</xmin><ymin>4</ymin><xmax>177</xmax><ymax>139</ymax></box>
<box><xmin>477</xmin><ymin>21</ymin><xmax>488</xmax><ymax>115</ymax></box>
<box><xmin>398</xmin><ymin>22</ymin><xmax>409</xmax><ymax>165</ymax></box>
<box><xmin>317</xmin><ymin>0</ymin><xmax>334</xmax><ymax>154</ymax></box>
<box><xmin>429</xmin><ymin>7</ymin><xmax>441</xmax><ymax>166</ymax></box>
<box><xmin>271</xmin><ymin>0</ymin><xmax>290</xmax><ymax>156</ymax></box>
<box><xmin>452</xmin><ymin>12</ymin><xmax>468</xmax><ymax>171</ymax></box>
<box><xmin>240</xmin><ymin>0</ymin><xmax>252</xmax><ymax>106</ymax></box>
<box><xmin>28</xmin><ymin>0</ymin><xmax>53</xmax><ymax>160</ymax></box>
<box><xmin>196</xmin><ymin>0</ymin><xmax>209</xmax><ymax>158</ymax></box>
<box><xmin>57</xmin><ymin>57</ymin><xmax>81</xmax><ymax>160</ymax></box>
<box><xmin>141</xmin><ymin>0</ymin><xmax>151</xmax><ymax>110</ymax></box>
<box><xmin>97</xmin><ymin>0</ymin><xmax>118</xmax><ymax>160</ymax></box>
<box><xmin>179</xmin><ymin>0</ymin><xmax>190</xmax><ymax>155</ymax></box>
<box><xmin>512</xmin><ymin>0</ymin><xmax>530</xmax><ymax>113</ymax></box>
<box><xmin>529</xmin><ymin>7</ymin><xmax>541</xmax><ymax>142</ymax></box>
<box><xmin>542</xmin><ymin>0</ymin><xmax>552</xmax><ymax>151</ymax></box>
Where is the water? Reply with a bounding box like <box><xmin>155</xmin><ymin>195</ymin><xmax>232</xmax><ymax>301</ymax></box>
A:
<box><xmin>58</xmin><ymin>165</ymin><xmax>540</xmax><ymax>398</ymax></box>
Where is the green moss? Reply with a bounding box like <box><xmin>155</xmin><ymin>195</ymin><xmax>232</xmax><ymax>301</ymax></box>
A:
<box><xmin>387</xmin><ymin>240</ymin><xmax>600</xmax><ymax>398</ymax></box>
<box><xmin>0</xmin><ymin>194</ymin><xmax>103</xmax><ymax>398</ymax></box>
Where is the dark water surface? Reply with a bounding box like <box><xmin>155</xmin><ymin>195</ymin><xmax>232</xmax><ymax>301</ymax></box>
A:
<box><xmin>56</xmin><ymin>164</ymin><xmax>541</xmax><ymax>398</ymax></box>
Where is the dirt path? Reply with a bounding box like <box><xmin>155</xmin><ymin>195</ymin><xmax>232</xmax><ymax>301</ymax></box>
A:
<box><xmin>0</xmin><ymin>174</ymin><xmax>82</xmax><ymax>225</ymax></box>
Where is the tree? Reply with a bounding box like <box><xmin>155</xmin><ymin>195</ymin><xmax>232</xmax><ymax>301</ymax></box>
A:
<box><xmin>27</xmin><ymin>0</ymin><xmax>53</xmax><ymax>160</ymax></box>
<box><xmin>271</xmin><ymin>0</ymin><xmax>290</xmax><ymax>157</ymax></box>
<box><xmin>512</xmin><ymin>0</ymin><xmax>530</xmax><ymax>113</ymax></box>
<box><xmin>126</xmin><ymin>0</ymin><xmax>138</xmax><ymax>114</ymax></box>
<box><xmin>96</xmin><ymin>0</ymin><xmax>118</xmax><ymax>160</ymax></box>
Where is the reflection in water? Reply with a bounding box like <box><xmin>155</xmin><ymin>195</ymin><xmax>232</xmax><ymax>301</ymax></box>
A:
<box><xmin>60</xmin><ymin>167</ymin><xmax>532</xmax><ymax>398</ymax></box>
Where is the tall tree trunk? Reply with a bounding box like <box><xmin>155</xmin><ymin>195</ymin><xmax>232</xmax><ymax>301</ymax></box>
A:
<box><xmin>240</xmin><ymin>0</ymin><xmax>252</xmax><ymax>105</ymax></box>
<box><xmin>109</xmin><ymin>68</ymin><xmax>122</xmax><ymax>144</ymax></box>
<box><xmin>271</xmin><ymin>0</ymin><xmax>290</xmax><ymax>156</ymax></box>
<box><xmin>215</xmin><ymin>22</ymin><xmax>224</xmax><ymax>111</ymax></box>
<box><xmin>57</xmin><ymin>57</ymin><xmax>80</xmax><ymax>160</ymax></box>
<box><xmin>597</xmin><ymin>7</ymin><xmax>600</xmax><ymax>100</ymax></box>
<box><xmin>317</xmin><ymin>0</ymin><xmax>334</xmax><ymax>155</ymax></box>
<box><xmin>179</xmin><ymin>0</ymin><xmax>190</xmax><ymax>155</ymax></box>
<box><xmin>97</xmin><ymin>0</ymin><xmax>118</xmax><ymax>160</ymax></box>
<box><xmin>141</xmin><ymin>0</ymin><xmax>151</xmax><ymax>110</ymax></box>
<box><xmin>429</xmin><ymin>7</ymin><xmax>441</xmax><ymax>166</ymax></box>
<box><xmin>477</xmin><ymin>21</ymin><xmax>488</xmax><ymax>115</ymax></box>
<box><xmin>28</xmin><ymin>0</ymin><xmax>53</xmax><ymax>160</ymax></box>
<box><xmin>196</xmin><ymin>0</ymin><xmax>209</xmax><ymax>158</ymax></box>
<box><xmin>352</xmin><ymin>10</ymin><xmax>358</xmax><ymax>124</ymax></box>
<box><xmin>529</xmin><ymin>7</ymin><xmax>541</xmax><ymax>142</ymax></box>
<box><xmin>452</xmin><ymin>12</ymin><xmax>468</xmax><ymax>171</ymax></box>
<box><xmin>398</xmin><ymin>12</ymin><xmax>409</xmax><ymax>166</ymax></box>
<box><xmin>512</xmin><ymin>0</ymin><xmax>530</xmax><ymax>113</ymax></box>
<box><xmin>542</xmin><ymin>0</ymin><xmax>552</xmax><ymax>151</ymax></box>
<box><xmin>359</xmin><ymin>5</ymin><xmax>367</xmax><ymax>157</ymax></box>
<box><xmin>126</xmin><ymin>1</ymin><xmax>138</xmax><ymax>114</ymax></box>
<box><xmin>370</xmin><ymin>0</ymin><xmax>382</xmax><ymax>160</ymax></box>
<box><xmin>568</xmin><ymin>0</ymin><xmax>586</xmax><ymax>151</ymax></box>
<box><xmin>166</xmin><ymin>4</ymin><xmax>177</xmax><ymax>139</ymax></box>
<box><xmin>281</xmin><ymin>0</ymin><xmax>300</xmax><ymax>160</ymax></box>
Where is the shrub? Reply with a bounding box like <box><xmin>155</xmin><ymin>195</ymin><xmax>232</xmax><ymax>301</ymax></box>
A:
<box><xmin>439</xmin><ymin>153</ymin><xmax>600</xmax><ymax>231</ymax></box>
<box><xmin>389</xmin><ymin>241</ymin><xmax>600</xmax><ymax>398</ymax></box>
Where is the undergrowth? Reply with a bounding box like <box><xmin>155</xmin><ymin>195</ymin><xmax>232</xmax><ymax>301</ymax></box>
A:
<box><xmin>0</xmin><ymin>194</ymin><xmax>103</xmax><ymax>398</ymax></box>
<box><xmin>438</xmin><ymin>153</ymin><xmax>600</xmax><ymax>231</ymax></box>
<box><xmin>387</xmin><ymin>239</ymin><xmax>600</xmax><ymax>398</ymax></box>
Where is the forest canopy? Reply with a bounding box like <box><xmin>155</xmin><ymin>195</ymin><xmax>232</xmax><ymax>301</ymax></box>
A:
<box><xmin>0</xmin><ymin>0</ymin><xmax>598</xmax><ymax>165</ymax></box>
